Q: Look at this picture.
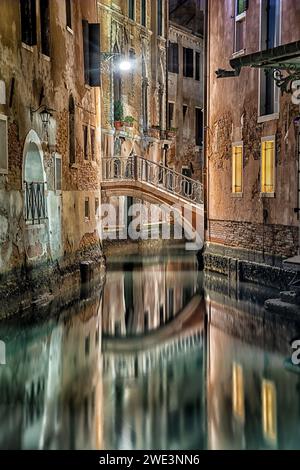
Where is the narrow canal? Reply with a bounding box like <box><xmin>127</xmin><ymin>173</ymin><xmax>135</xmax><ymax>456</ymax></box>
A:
<box><xmin>0</xmin><ymin>250</ymin><xmax>299</xmax><ymax>450</ymax></box>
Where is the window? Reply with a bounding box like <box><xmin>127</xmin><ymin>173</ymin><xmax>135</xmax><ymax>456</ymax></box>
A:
<box><xmin>183</xmin><ymin>105</ymin><xmax>188</xmax><ymax>120</ymax></box>
<box><xmin>82</xmin><ymin>21</ymin><xmax>101</xmax><ymax>87</ymax></box>
<box><xmin>0</xmin><ymin>115</ymin><xmax>8</xmax><ymax>174</ymax></box>
<box><xmin>232</xmin><ymin>144</ymin><xmax>243</xmax><ymax>194</ymax></box>
<box><xmin>261</xmin><ymin>138</ymin><xmax>276</xmax><ymax>194</ymax></box>
<box><xmin>85</xmin><ymin>197</ymin><xmax>90</xmax><ymax>219</ymax></box>
<box><xmin>262</xmin><ymin>380</ymin><xmax>277</xmax><ymax>444</ymax></box>
<box><xmin>168</xmin><ymin>288</ymin><xmax>174</xmax><ymax>318</ymax></box>
<box><xmin>95</xmin><ymin>197</ymin><xmax>99</xmax><ymax>218</ymax></box>
<box><xmin>234</xmin><ymin>0</ymin><xmax>248</xmax><ymax>53</ymax></box>
<box><xmin>90</xmin><ymin>128</ymin><xmax>96</xmax><ymax>160</ymax></box>
<box><xmin>69</xmin><ymin>95</ymin><xmax>75</xmax><ymax>165</ymax></box>
<box><xmin>168</xmin><ymin>102</ymin><xmax>174</xmax><ymax>130</ymax></box>
<box><xmin>168</xmin><ymin>42</ymin><xmax>179</xmax><ymax>74</ymax></box>
<box><xmin>20</xmin><ymin>0</ymin><xmax>37</xmax><ymax>46</ymax></box>
<box><xmin>157</xmin><ymin>0</ymin><xmax>163</xmax><ymax>36</ymax></box>
<box><xmin>66</xmin><ymin>0</ymin><xmax>72</xmax><ymax>30</ymax></box>
<box><xmin>259</xmin><ymin>0</ymin><xmax>280</xmax><ymax>116</ymax></box>
<box><xmin>232</xmin><ymin>363</ymin><xmax>245</xmax><ymax>421</ymax></box>
<box><xmin>54</xmin><ymin>154</ymin><xmax>62</xmax><ymax>192</ymax></box>
<box><xmin>83</xmin><ymin>125</ymin><xmax>89</xmax><ymax>160</ymax></box>
<box><xmin>128</xmin><ymin>0</ymin><xmax>135</xmax><ymax>20</ymax></box>
<box><xmin>183</xmin><ymin>48</ymin><xmax>194</xmax><ymax>78</ymax></box>
<box><xmin>195</xmin><ymin>108</ymin><xmax>203</xmax><ymax>146</ymax></box>
<box><xmin>195</xmin><ymin>52</ymin><xmax>201</xmax><ymax>81</ymax></box>
<box><xmin>141</xmin><ymin>0</ymin><xmax>146</xmax><ymax>26</ymax></box>
<box><xmin>40</xmin><ymin>0</ymin><xmax>50</xmax><ymax>56</ymax></box>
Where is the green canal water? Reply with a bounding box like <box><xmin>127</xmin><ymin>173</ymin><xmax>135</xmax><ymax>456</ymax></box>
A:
<box><xmin>0</xmin><ymin>250</ymin><xmax>299</xmax><ymax>450</ymax></box>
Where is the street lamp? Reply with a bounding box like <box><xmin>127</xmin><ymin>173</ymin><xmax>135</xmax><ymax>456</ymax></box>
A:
<box><xmin>100</xmin><ymin>52</ymin><xmax>133</xmax><ymax>73</ymax></box>
<box><xmin>30</xmin><ymin>104</ymin><xmax>54</xmax><ymax>135</ymax></box>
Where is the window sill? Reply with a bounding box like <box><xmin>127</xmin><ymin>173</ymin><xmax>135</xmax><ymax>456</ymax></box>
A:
<box><xmin>0</xmin><ymin>169</ymin><xmax>8</xmax><ymax>175</ymax></box>
<box><xmin>232</xmin><ymin>192</ymin><xmax>243</xmax><ymax>198</ymax></box>
<box><xmin>258</xmin><ymin>113</ymin><xmax>279</xmax><ymax>123</ymax></box>
<box><xmin>236</xmin><ymin>11</ymin><xmax>246</xmax><ymax>21</ymax></box>
<box><xmin>85</xmin><ymin>218</ymin><xmax>90</xmax><ymax>223</ymax></box>
<box><xmin>232</xmin><ymin>49</ymin><xmax>246</xmax><ymax>58</ymax></box>
<box><xmin>260</xmin><ymin>192</ymin><xmax>275</xmax><ymax>198</ymax></box>
<box><xmin>22</xmin><ymin>43</ymin><xmax>34</xmax><ymax>53</ymax></box>
<box><xmin>41</xmin><ymin>53</ymin><xmax>51</xmax><ymax>62</ymax></box>
<box><xmin>69</xmin><ymin>163</ymin><xmax>79</xmax><ymax>169</ymax></box>
<box><xmin>66</xmin><ymin>26</ymin><xmax>74</xmax><ymax>35</ymax></box>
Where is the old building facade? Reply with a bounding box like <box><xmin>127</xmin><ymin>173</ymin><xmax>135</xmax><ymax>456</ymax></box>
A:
<box><xmin>168</xmin><ymin>0</ymin><xmax>204</xmax><ymax>181</ymax></box>
<box><xmin>0</xmin><ymin>0</ymin><xmax>103</xmax><ymax>308</ymax></box>
<box><xmin>205</xmin><ymin>0</ymin><xmax>300</xmax><ymax>286</ymax></box>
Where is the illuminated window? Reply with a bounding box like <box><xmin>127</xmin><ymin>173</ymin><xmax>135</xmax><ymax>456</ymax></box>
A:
<box><xmin>262</xmin><ymin>380</ymin><xmax>277</xmax><ymax>444</ymax></box>
<box><xmin>232</xmin><ymin>144</ymin><xmax>243</xmax><ymax>194</ymax></box>
<box><xmin>232</xmin><ymin>363</ymin><xmax>245</xmax><ymax>421</ymax></box>
<box><xmin>261</xmin><ymin>138</ymin><xmax>276</xmax><ymax>194</ymax></box>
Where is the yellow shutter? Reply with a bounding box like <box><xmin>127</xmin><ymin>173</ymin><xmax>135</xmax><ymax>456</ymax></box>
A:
<box><xmin>232</xmin><ymin>145</ymin><xmax>243</xmax><ymax>193</ymax></box>
<box><xmin>261</xmin><ymin>140</ymin><xmax>275</xmax><ymax>193</ymax></box>
<box><xmin>262</xmin><ymin>380</ymin><xmax>277</xmax><ymax>444</ymax></box>
<box><xmin>232</xmin><ymin>363</ymin><xmax>245</xmax><ymax>421</ymax></box>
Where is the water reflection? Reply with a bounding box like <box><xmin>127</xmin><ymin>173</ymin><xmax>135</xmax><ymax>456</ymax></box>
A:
<box><xmin>0</xmin><ymin>252</ymin><xmax>299</xmax><ymax>449</ymax></box>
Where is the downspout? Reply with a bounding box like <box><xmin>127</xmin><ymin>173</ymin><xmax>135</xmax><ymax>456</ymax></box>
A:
<box><xmin>165</xmin><ymin>0</ymin><xmax>170</xmax><ymax>166</ymax></box>
<box><xmin>203</xmin><ymin>0</ymin><xmax>209</xmax><ymax>237</ymax></box>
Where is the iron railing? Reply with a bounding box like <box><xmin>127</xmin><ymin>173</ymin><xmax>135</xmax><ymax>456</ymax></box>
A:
<box><xmin>24</xmin><ymin>182</ymin><xmax>47</xmax><ymax>224</ymax></box>
<box><xmin>102</xmin><ymin>156</ymin><xmax>203</xmax><ymax>205</ymax></box>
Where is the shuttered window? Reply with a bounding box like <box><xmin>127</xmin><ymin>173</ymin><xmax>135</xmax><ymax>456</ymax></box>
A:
<box><xmin>232</xmin><ymin>144</ymin><xmax>243</xmax><ymax>193</ymax></box>
<box><xmin>20</xmin><ymin>0</ymin><xmax>37</xmax><ymax>46</ymax></box>
<box><xmin>40</xmin><ymin>0</ymin><xmax>50</xmax><ymax>56</ymax></box>
<box><xmin>262</xmin><ymin>380</ymin><xmax>277</xmax><ymax>444</ymax></box>
<box><xmin>0</xmin><ymin>115</ymin><xmax>8</xmax><ymax>174</ymax></box>
<box><xmin>168</xmin><ymin>42</ymin><xmax>179</xmax><ymax>74</ymax></box>
<box><xmin>261</xmin><ymin>139</ymin><xmax>275</xmax><ymax>194</ymax></box>
<box><xmin>82</xmin><ymin>21</ymin><xmax>101</xmax><ymax>87</ymax></box>
<box><xmin>183</xmin><ymin>48</ymin><xmax>194</xmax><ymax>78</ymax></box>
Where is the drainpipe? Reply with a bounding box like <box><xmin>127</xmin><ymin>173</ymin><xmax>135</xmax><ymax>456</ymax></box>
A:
<box><xmin>203</xmin><ymin>0</ymin><xmax>209</xmax><ymax>236</ymax></box>
<box><xmin>165</xmin><ymin>0</ymin><xmax>170</xmax><ymax>166</ymax></box>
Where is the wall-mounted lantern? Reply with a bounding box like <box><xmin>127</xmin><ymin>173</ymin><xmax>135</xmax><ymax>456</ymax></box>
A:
<box><xmin>30</xmin><ymin>104</ymin><xmax>54</xmax><ymax>136</ymax></box>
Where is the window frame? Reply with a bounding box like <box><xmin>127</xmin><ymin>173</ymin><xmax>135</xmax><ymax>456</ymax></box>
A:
<box><xmin>234</xmin><ymin>0</ymin><xmax>247</xmax><ymax>55</ymax></box>
<box><xmin>128</xmin><ymin>0</ymin><xmax>135</xmax><ymax>21</ymax></box>
<box><xmin>183</xmin><ymin>47</ymin><xmax>194</xmax><ymax>78</ymax></box>
<box><xmin>0</xmin><ymin>114</ymin><xmax>8</xmax><ymax>175</ymax></box>
<box><xmin>261</xmin><ymin>136</ymin><xmax>276</xmax><ymax>197</ymax></box>
<box><xmin>54</xmin><ymin>153</ymin><xmax>62</xmax><ymax>195</ymax></box>
<box><xmin>232</xmin><ymin>142</ymin><xmax>244</xmax><ymax>196</ymax></box>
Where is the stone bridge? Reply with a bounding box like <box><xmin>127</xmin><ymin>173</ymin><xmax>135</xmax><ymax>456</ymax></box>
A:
<box><xmin>101</xmin><ymin>156</ymin><xmax>204</xmax><ymax>248</ymax></box>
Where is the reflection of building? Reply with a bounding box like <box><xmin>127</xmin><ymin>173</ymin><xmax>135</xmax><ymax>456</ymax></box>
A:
<box><xmin>0</xmin><ymin>293</ymin><xmax>103</xmax><ymax>450</ymax></box>
<box><xmin>102</xmin><ymin>255</ymin><xmax>199</xmax><ymax>337</ymax></box>
<box><xmin>168</xmin><ymin>0</ymin><xmax>204</xmax><ymax>181</ymax></box>
<box><xmin>102</xmin><ymin>300</ymin><xmax>205</xmax><ymax>450</ymax></box>
<box><xmin>0</xmin><ymin>1</ymin><xmax>103</xmax><ymax>313</ymax></box>
<box><xmin>205</xmin><ymin>294</ymin><xmax>300</xmax><ymax>450</ymax></box>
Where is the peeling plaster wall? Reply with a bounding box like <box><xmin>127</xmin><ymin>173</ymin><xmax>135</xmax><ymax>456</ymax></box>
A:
<box><xmin>207</xmin><ymin>0</ymin><xmax>300</xmax><ymax>259</ymax></box>
<box><xmin>0</xmin><ymin>0</ymin><xmax>102</xmax><ymax>280</ymax></box>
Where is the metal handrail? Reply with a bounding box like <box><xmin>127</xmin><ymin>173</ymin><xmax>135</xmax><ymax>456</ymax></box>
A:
<box><xmin>102</xmin><ymin>155</ymin><xmax>203</xmax><ymax>205</ymax></box>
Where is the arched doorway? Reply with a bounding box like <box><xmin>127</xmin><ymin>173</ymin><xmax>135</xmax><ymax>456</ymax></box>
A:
<box><xmin>23</xmin><ymin>130</ymin><xmax>47</xmax><ymax>225</ymax></box>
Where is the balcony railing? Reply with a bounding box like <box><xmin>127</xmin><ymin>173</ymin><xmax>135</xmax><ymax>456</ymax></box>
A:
<box><xmin>102</xmin><ymin>156</ymin><xmax>203</xmax><ymax>205</ymax></box>
<box><xmin>24</xmin><ymin>182</ymin><xmax>47</xmax><ymax>225</ymax></box>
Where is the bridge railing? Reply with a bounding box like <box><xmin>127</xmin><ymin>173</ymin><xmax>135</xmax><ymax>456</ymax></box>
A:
<box><xmin>102</xmin><ymin>156</ymin><xmax>203</xmax><ymax>205</ymax></box>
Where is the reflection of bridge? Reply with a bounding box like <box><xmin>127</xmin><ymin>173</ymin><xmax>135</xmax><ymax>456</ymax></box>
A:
<box><xmin>103</xmin><ymin>295</ymin><xmax>204</xmax><ymax>379</ymax></box>
<box><xmin>101</xmin><ymin>156</ymin><xmax>204</xmax><ymax>244</ymax></box>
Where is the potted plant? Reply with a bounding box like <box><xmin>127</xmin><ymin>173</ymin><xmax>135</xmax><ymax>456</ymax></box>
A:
<box><xmin>114</xmin><ymin>100</ymin><xmax>124</xmax><ymax>129</ymax></box>
<box><xmin>167</xmin><ymin>127</ymin><xmax>177</xmax><ymax>139</ymax></box>
<box><xmin>123</xmin><ymin>115</ymin><xmax>136</xmax><ymax>128</ymax></box>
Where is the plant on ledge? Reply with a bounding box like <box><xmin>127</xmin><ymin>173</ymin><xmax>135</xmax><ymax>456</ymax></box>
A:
<box><xmin>114</xmin><ymin>100</ymin><xmax>124</xmax><ymax>129</ymax></box>
<box><xmin>123</xmin><ymin>115</ymin><xmax>136</xmax><ymax>127</ymax></box>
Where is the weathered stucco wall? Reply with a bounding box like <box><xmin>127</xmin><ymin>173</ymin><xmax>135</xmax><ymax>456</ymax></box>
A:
<box><xmin>207</xmin><ymin>0</ymin><xmax>300</xmax><ymax>260</ymax></box>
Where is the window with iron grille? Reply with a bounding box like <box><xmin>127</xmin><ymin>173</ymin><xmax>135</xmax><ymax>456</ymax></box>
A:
<box><xmin>20</xmin><ymin>0</ymin><xmax>37</xmax><ymax>46</ymax></box>
<box><xmin>25</xmin><ymin>182</ymin><xmax>47</xmax><ymax>224</ymax></box>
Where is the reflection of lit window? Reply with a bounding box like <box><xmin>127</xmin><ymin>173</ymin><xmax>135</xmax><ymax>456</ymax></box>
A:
<box><xmin>232</xmin><ymin>363</ymin><xmax>245</xmax><ymax>421</ymax></box>
<box><xmin>262</xmin><ymin>380</ymin><xmax>277</xmax><ymax>444</ymax></box>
